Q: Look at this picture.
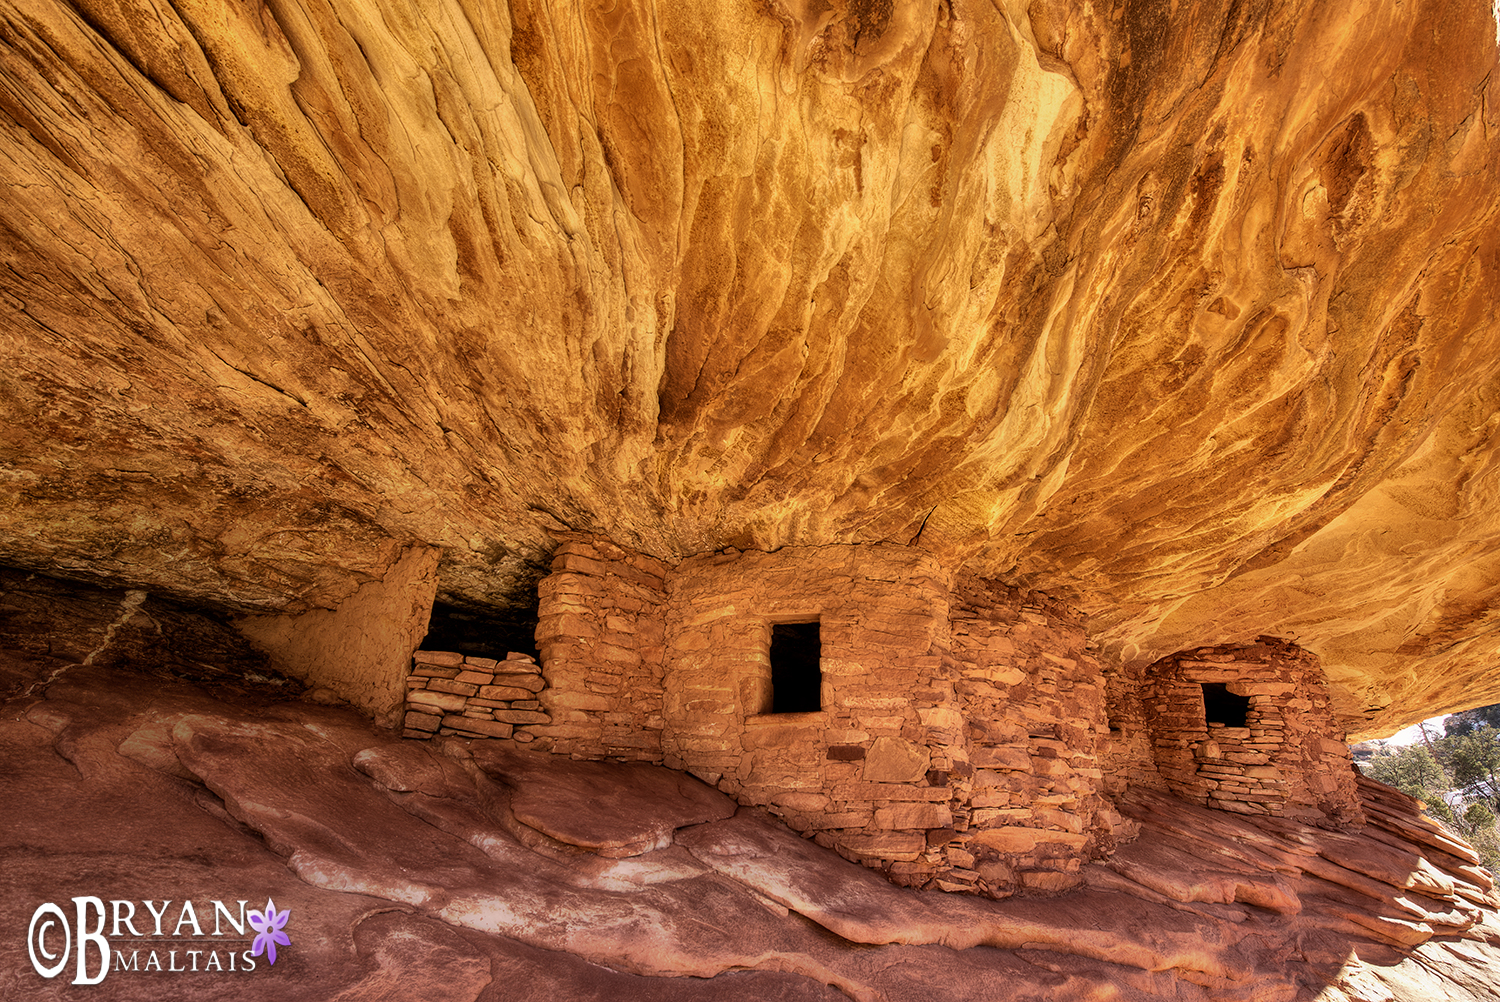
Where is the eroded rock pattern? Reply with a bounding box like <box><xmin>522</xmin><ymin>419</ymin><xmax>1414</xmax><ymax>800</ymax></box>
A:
<box><xmin>2</xmin><ymin>0</ymin><xmax>1499</xmax><ymax>732</ymax></box>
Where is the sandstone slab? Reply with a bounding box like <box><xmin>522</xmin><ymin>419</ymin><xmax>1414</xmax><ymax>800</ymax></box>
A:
<box><xmin>6</xmin><ymin>622</ymin><xmax>1500</xmax><ymax>999</ymax></box>
<box><xmin>472</xmin><ymin>744</ymin><xmax>737</xmax><ymax>857</ymax></box>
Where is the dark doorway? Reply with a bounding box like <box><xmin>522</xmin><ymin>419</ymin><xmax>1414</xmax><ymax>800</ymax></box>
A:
<box><xmin>770</xmin><ymin>621</ymin><xmax>822</xmax><ymax>713</ymax></box>
<box><xmin>421</xmin><ymin>597</ymin><xmax>541</xmax><ymax>662</ymax></box>
<box><xmin>1202</xmin><ymin>682</ymin><xmax>1251</xmax><ymax>727</ymax></box>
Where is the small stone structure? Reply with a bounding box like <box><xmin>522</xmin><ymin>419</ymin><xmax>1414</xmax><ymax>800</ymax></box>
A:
<box><xmin>486</xmin><ymin>537</ymin><xmax>1131</xmax><ymax>896</ymax></box>
<box><xmin>403</xmin><ymin>651</ymin><xmax>550</xmax><ymax>741</ymax></box>
<box><xmin>399</xmin><ymin>535</ymin><xmax>1366</xmax><ymax>896</ymax></box>
<box><xmin>1133</xmin><ymin>639</ymin><xmax>1363</xmax><ymax>824</ymax></box>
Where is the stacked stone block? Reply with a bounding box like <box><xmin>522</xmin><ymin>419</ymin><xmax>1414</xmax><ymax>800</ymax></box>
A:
<box><xmin>500</xmin><ymin>533</ymin><xmax>1369</xmax><ymax>896</ymax></box>
<box><xmin>660</xmin><ymin>544</ymin><xmax>963</xmax><ymax>886</ymax></box>
<box><xmin>529</xmin><ymin>537</ymin><xmax>670</xmax><ymax>761</ymax></box>
<box><xmin>1098</xmin><ymin>657</ymin><xmax>1166</xmax><ymax>799</ymax></box>
<box><xmin>645</xmin><ymin>547</ymin><xmax>1130</xmax><ymax>897</ymax></box>
<box><xmin>1141</xmin><ymin>638</ymin><xmax>1363</xmax><ymax>825</ymax></box>
<box><xmin>943</xmin><ymin>578</ymin><xmax>1131</xmax><ymax>895</ymax></box>
<box><xmin>403</xmin><ymin>650</ymin><xmax>548</xmax><ymax>740</ymax></box>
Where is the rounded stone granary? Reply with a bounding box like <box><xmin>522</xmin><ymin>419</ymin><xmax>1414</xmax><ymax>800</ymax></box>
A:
<box><xmin>402</xmin><ymin>535</ymin><xmax>1368</xmax><ymax>897</ymax></box>
<box><xmin>1137</xmin><ymin>641</ymin><xmax>1365</xmax><ymax>825</ymax></box>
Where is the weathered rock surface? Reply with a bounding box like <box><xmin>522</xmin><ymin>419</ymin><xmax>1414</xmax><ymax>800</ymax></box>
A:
<box><xmin>0</xmin><ymin>566</ymin><xmax>301</xmax><ymax>696</ymax></box>
<box><xmin>1</xmin><ymin>0</ymin><xmax>1498</xmax><ymax>733</ymax></box>
<box><xmin>4</xmin><ymin>655</ymin><xmax>1500</xmax><ymax>1000</ymax></box>
<box><xmin>470</xmin><ymin>743</ymin><xmax>738</xmax><ymax>857</ymax></box>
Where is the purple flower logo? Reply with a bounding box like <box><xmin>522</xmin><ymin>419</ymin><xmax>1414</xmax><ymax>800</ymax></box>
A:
<box><xmin>248</xmin><ymin>899</ymin><xmax>291</xmax><ymax>966</ymax></box>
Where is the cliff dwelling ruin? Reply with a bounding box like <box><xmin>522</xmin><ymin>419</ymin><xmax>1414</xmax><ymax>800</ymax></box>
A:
<box><xmin>4</xmin><ymin>0</ymin><xmax>1500</xmax><ymax>996</ymax></box>
<box><xmin>400</xmin><ymin>536</ymin><xmax>1366</xmax><ymax>898</ymax></box>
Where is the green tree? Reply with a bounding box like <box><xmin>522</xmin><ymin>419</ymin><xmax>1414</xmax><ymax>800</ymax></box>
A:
<box><xmin>1448</xmin><ymin>730</ymin><xmax>1500</xmax><ymax>801</ymax></box>
<box><xmin>1363</xmin><ymin>726</ymin><xmax>1500</xmax><ymax>872</ymax></box>
<box><xmin>1362</xmin><ymin>743</ymin><xmax>1449</xmax><ymax>801</ymax></box>
<box><xmin>1465</xmin><ymin>801</ymin><xmax>1496</xmax><ymax>830</ymax></box>
<box><xmin>1446</xmin><ymin>704</ymin><xmax>1500</xmax><ymax>737</ymax></box>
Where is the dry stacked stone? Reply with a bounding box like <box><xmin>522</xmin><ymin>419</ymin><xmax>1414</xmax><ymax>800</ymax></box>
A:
<box><xmin>415</xmin><ymin>533</ymin><xmax>1368</xmax><ymax>898</ymax></box>
<box><xmin>659</xmin><ymin>545</ymin><xmax>969</xmax><ymax>886</ymax></box>
<box><xmin>529</xmin><ymin>538</ymin><xmax>670</xmax><ymax>761</ymax></box>
<box><xmin>403</xmin><ymin>651</ymin><xmax>549</xmax><ymax>740</ymax></box>
<box><xmin>522</xmin><ymin>539</ymin><xmax>1137</xmax><ymax>899</ymax></box>
<box><xmin>940</xmin><ymin>579</ymin><xmax>1137</xmax><ymax>895</ymax></box>
<box><xmin>1140</xmin><ymin>638</ymin><xmax>1363</xmax><ymax>825</ymax></box>
<box><xmin>1098</xmin><ymin>657</ymin><xmax>1168</xmax><ymax>799</ymax></box>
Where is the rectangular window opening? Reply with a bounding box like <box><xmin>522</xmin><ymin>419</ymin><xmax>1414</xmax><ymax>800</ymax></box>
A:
<box><xmin>769</xmin><ymin>621</ymin><xmax>821</xmax><ymax>714</ymax></box>
<box><xmin>1201</xmin><ymin>682</ymin><xmax>1250</xmax><ymax>727</ymax></box>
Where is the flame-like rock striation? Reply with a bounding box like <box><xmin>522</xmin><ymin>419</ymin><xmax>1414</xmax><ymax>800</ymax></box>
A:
<box><xmin>1</xmin><ymin>0</ymin><xmax>1499</xmax><ymax>734</ymax></box>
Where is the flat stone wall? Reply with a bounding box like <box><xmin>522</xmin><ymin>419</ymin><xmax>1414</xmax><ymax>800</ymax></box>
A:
<box><xmin>660</xmin><ymin>544</ymin><xmax>964</xmax><ymax>880</ymax></box>
<box><xmin>946</xmin><ymin>578</ymin><xmax>1131</xmax><ymax>893</ymax></box>
<box><xmin>402</xmin><ymin>650</ymin><xmax>548</xmax><ymax>740</ymax></box>
<box><xmin>652</xmin><ymin>547</ymin><xmax>1128</xmax><ymax>897</ymax></box>
<box><xmin>529</xmin><ymin>537</ymin><xmax>671</xmax><ymax>760</ymax></box>
<box><xmin>238</xmin><ymin>545</ymin><xmax>440</xmax><ymax>725</ymax></box>
<box><xmin>1141</xmin><ymin>639</ymin><xmax>1363</xmax><ymax>824</ymax></box>
<box><xmin>1098</xmin><ymin>657</ymin><xmax>1166</xmax><ymax>799</ymax></box>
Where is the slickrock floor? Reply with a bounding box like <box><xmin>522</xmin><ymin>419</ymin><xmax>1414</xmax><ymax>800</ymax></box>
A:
<box><xmin>2</xmin><ymin>651</ymin><xmax>1498</xmax><ymax>1001</ymax></box>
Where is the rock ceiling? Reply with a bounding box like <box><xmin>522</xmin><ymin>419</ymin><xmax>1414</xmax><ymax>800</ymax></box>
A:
<box><xmin>1</xmin><ymin>0</ymin><xmax>1498</xmax><ymax>736</ymax></box>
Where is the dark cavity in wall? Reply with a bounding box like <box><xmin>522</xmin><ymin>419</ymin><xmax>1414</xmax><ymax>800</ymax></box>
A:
<box><xmin>1202</xmin><ymin>682</ymin><xmax>1250</xmax><ymax>727</ymax></box>
<box><xmin>422</xmin><ymin>591</ymin><xmax>541</xmax><ymax>661</ymax></box>
<box><xmin>770</xmin><ymin>621</ymin><xmax>822</xmax><ymax>713</ymax></box>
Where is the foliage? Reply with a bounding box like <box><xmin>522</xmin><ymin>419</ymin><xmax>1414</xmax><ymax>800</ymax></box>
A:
<box><xmin>1447</xmin><ymin>731</ymin><xmax>1500</xmax><ymax>794</ymax></box>
<box><xmin>1361</xmin><ymin>743</ymin><xmax>1447</xmax><ymax>801</ymax></box>
<box><xmin>1445</xmin><ymin>704</ymin><xmax>1500</xmax><ymax>738</ymax></box>
<box><xmin>1465</xmin><ymin>801</ymin><xmax>1497</xmax><ymax>830</ymax></box>
<box><xmin>1361</xmin><ymin>710</ymin><xmax>1500</xmax><ymax>872</ymax></box>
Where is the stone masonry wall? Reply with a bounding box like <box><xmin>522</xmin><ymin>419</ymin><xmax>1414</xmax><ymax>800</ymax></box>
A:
<box><xmin>1098</xmin><ymin>656</ymin><xmax>1166</xmax><ymax>799</ymax></box>
<box><xmin>946</xmin><ymin>577</ymin><xmax>1134</xmax><ymax>892</ymax></box>
<box><xmin>402</xmin><ymin>650</ymin><xmax>548</xmax><ymax>740</ymax></box>
<box><xmin>666</xmin><ymin>543</ymin><xmax>960</xmax><ymax>882</ymax></box>
<box><xmin>1142</xmin><ymin>639</ymin><xmax>1363</xmax><ymax>825</ymax></box>
<box><xmin>529</xmin><ymin>537</ymin><xmax>671</xmax><ymax>760</ymax></box>
<box><xmin>660</xmin><ymin>544</ymin><xmax>956</xmax><ymax>875</ymax></box>
<box><xmin>657</xmin><ymin>546</ymin><xmax>1123</xmax><ymax>897</ymax></box>
<box><xmin>394</xmin><ymin>536</ymin><xmax>1370</xmax><ymax>897</ymax></box>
